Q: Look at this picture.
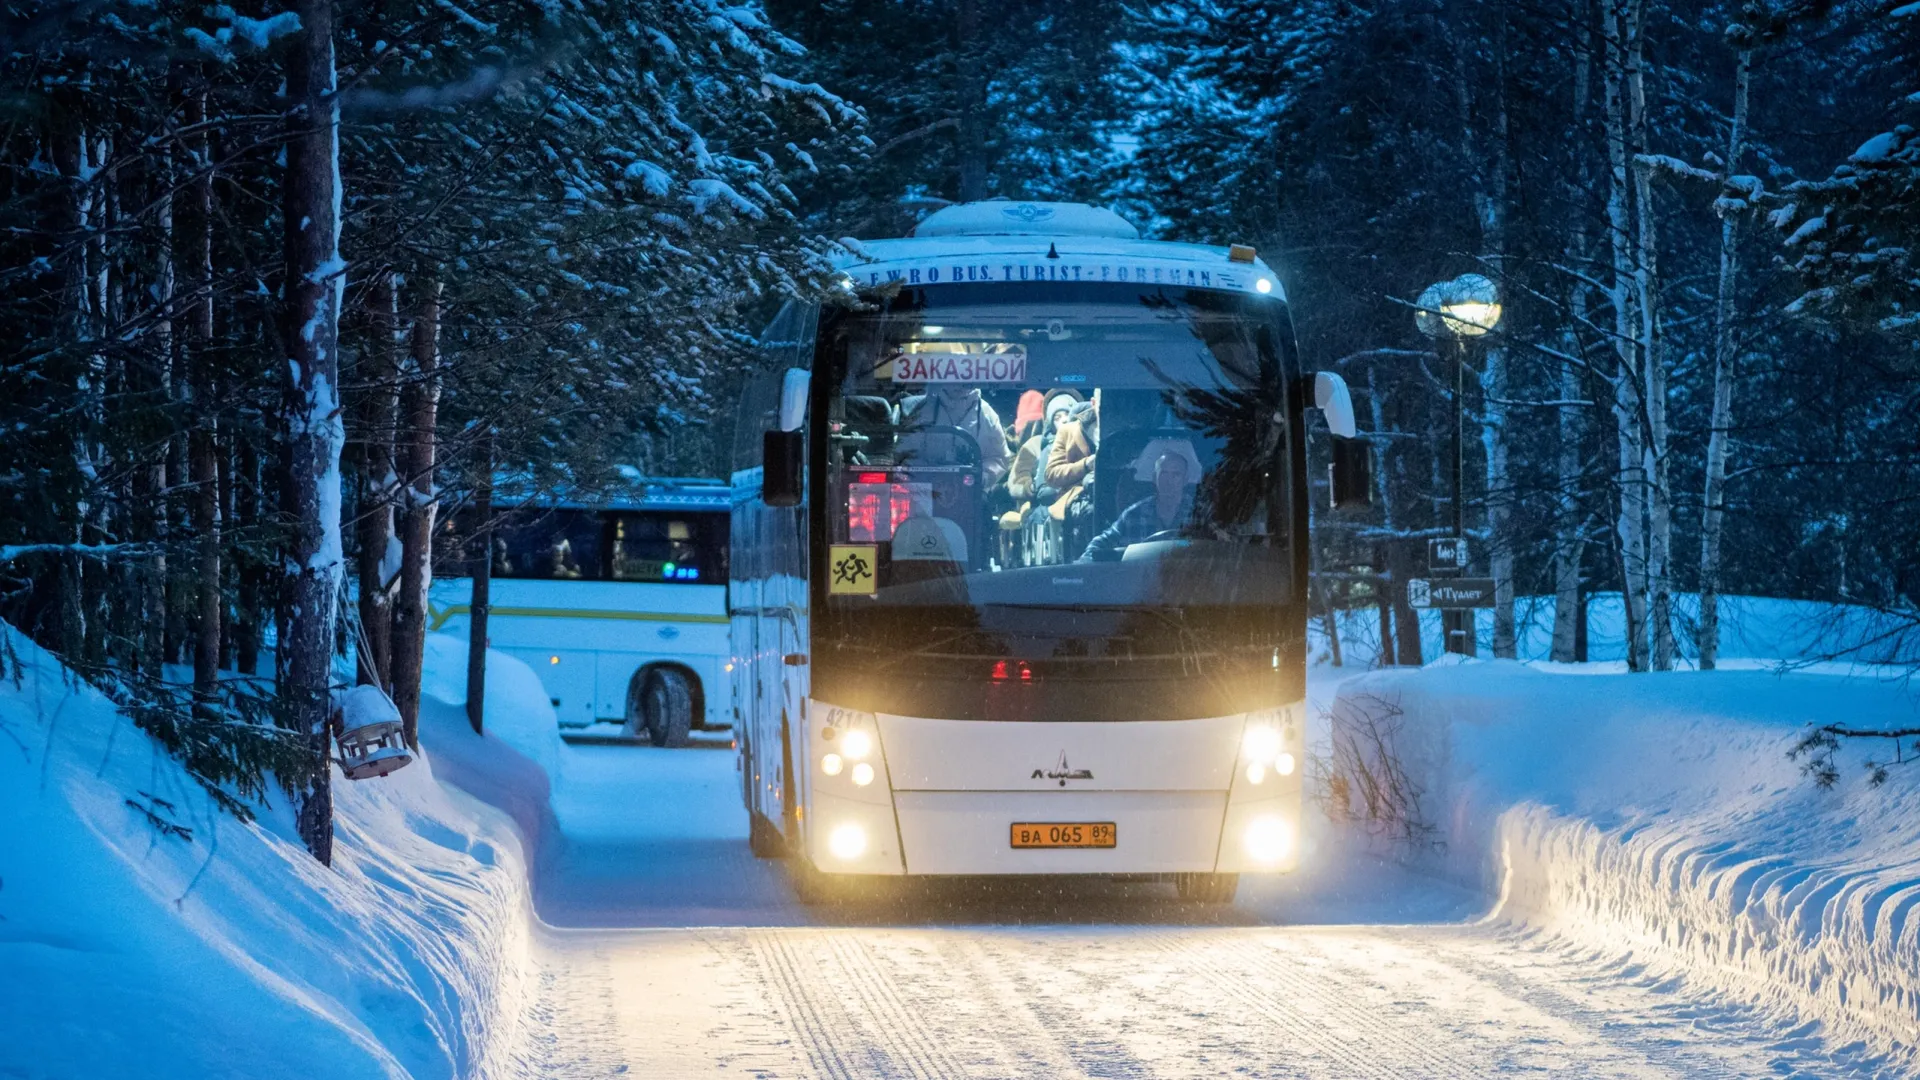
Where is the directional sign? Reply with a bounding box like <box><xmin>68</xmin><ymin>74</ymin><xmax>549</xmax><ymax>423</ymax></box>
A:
<box><xmin>1407</xmin><ymin>577</ymin><xmax>1495</xmax><ymax>609</ymax></box>
<box><xmin>1427</xmin><ymin>537</ymin><xmax>1469</xmax><ymax>574</ymax></box>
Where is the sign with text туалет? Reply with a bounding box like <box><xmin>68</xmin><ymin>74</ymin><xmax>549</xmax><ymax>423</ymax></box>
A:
<box><xmin>1427</xmin><ymin>537</ymin><xmax>1469</xmax><ymax>574</ymax></box>
<box><xmin>1407</xmin><ymin>577</ymin><xmax>1495</xmax><ymax>609</ymax></box>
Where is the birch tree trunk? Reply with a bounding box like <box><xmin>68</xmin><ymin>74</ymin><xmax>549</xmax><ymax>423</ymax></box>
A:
<box><xmin>357</xmin><ymin>271</ymin><xmax>402</xmax><ymax>689</ymax></box>
<box><xmin>389</xmin><ymin>276</ymin><xmax>441</xmax><ymax>748</ymax></box>
<box><xmin>953</xmin><ymin>0</ymin><xmax>989</xmax><ymax>203</ymax></box>
<box><xmin>141</xmin><ymin>100</ymin><xmax>176</xmax><ymax>679</ymax></box>
<box><xmin>1626</xmin><ymin>0</ymin><xmax>1675</xmax><ymax>670</ymax></box>
<box><xmin>1602</xmin><ymin>0</ymin><xmax>1649</xmax><ymax>671</ymax></box>
<box><xmin>1699</xmin><ymin>45</ymin><xmax>1752</xmax><ymax>671</ymax></box>
<box><xmin>1552</xmin><ymin>5</ymin><xmax>1597</xmax><ymax>663</ymax></box>
<box><xmin>283</xmin><ymin>0</ymin><xmax>346</xmax><ymax>866</ymax></box>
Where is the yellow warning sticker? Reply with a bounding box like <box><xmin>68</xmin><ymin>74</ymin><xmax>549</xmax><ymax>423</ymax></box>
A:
<box><xmin>829</xmin><ymin>544</ymin><xmax>878</xmax><ymax>595</ymax></box>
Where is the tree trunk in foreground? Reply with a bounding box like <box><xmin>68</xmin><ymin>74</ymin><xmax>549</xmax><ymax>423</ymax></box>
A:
<box><xmin>389</xmin><ymin>277</ymin><xmax>440</xmax><ymax>748</ymax></box>
<box><xmin>284</xmin><ymin>0</ymin><xmax>346</xmax><ymax>866</ymax></box>
<box><xmin>1699</xmin><ymin>44</ymin><xmax>1752</xmax><ymax>672</ymax></box>
<box><xmin>357</xmin><ymin>271</ymin><xmax>401</xmax><ymax>689</ymax></box>
<box><xmin>466</xmin><ymin>434</ymin><xmax>493</xmax><ymax>735</ymax></box>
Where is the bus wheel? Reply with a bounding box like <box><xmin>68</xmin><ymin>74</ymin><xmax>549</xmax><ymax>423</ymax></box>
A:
<box><xmin>632</xmin><ymin>667</ymin><xmax>694</xmax><ymax>748</ymax></box>
<box><xmin>1174</xmin><ymin>872</ymin><xmax>1240</xmax><ymax>904</ymax></box>
<box><xmin>748</xmin><ymin>812</ymin><xmax>785</xmax><ymax>859</ymax></box>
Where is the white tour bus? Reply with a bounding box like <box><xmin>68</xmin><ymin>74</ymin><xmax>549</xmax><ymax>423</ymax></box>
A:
<box><xmin>430</xmin><ymin>478</ymin><xmax>731</xmax><ymax>746</ymax></box>
<box><xmin>731</xmin><ymin>201</ymin><xmax>1365</xmax><ymax>902</ymax></box>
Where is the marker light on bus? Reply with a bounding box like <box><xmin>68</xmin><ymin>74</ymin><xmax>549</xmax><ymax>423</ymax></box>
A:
<box><xmin>1255</xmin><ymin>277</ymin><xmax>1274</xmax><ymax>294</ymax></box>
<box><xmin>840</xmin><ymin>729</ymin><xmax>874</xmax><ymax>761</ymax></box>
<box><xmin>1244</xmin><ymin>815</ymin><xmax>1293</xmax><ymax>864</ymax></box>
<box><xmin>1274</xmin><ymin>751</ymin><xmax>1297</xmax><ymax>777</ymax></box>
<box><xmin>828</xmin><ymin>823</ymin><xmax>867</xmax><ymax>860</ymax></box>
<box><xmin>1242</xmin><ymin>725</ymin><xmax>1282</xmax><ymax>763</ymax></box>
<box><xmin>851</xmin><ymin>762</ymin><xmax>876</xmax><ymax>787</ymax></box>
<box><xmin>821</xmin><ymin>753</ymin><xmax>844</xmax><ymax>777</ymax></box>
<box><xmin>549</xmin><ymin>655</ymin><xmax>560</xmax><ymax>665</ymax></box>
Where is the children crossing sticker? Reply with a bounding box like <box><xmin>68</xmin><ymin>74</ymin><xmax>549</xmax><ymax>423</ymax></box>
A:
<box><xmin>829</xmin><ymin>544</ymin><xmax>878</xmax><ymax>595</ymax></box>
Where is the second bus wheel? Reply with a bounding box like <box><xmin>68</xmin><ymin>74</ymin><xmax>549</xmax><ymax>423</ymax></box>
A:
<box><xmin>634</xmin><ymin>667</ymin><xmax>694</xmax><ymax>748</ymax></box>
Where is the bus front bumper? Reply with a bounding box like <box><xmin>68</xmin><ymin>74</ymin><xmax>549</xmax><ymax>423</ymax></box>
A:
<box><xmin>806</xmin><ymin>788</ymin><xmax>1299</xmax><ymax>877</ymax></box>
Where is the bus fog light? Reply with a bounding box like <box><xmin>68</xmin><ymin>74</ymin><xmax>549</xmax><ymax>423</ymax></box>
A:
<box><xmin>851</xmin><ymin>761</ymin><xmax>876</xmax><ymax>787</ymax></box>
<box><xmin>841</xmin><ymin>729</ymin><xmax>874</xmax><ymax>761</ymax></box>
<box><xmin>1242</xmin><ymin>725</ymin><xmax>1282</xmax><ymax>763</ymax></box>
<box><xmin>1244</xmin><ymin>815</ymin><xmax>1293</xmax><ymax>864</ymax></box>
<box><xmin>828</xmin><ymin>823</ymin><xmax>867</xmax><ymax>860</ymax></box>
<box><xmin>1246</xmin><ymin>762</ymin><xmax>1267</xmax><ymax>785</ymax></box>
<box><xmin>821</xmin><ymin>753</ymin><xmax>844</xmax><ymax>777</ymax></box>
<box><xmin>1274</xmin><ymin>751</ymin><xmax>1296</xmax><ymax>777</ymax></box>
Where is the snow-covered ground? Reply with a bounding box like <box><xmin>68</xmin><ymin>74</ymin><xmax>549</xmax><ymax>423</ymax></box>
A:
<box><xmin>8</xmin><ymin>609</ymin><xmax>1919</xmax><ymax>1078</ymax></box>
<box><xmin>1326</xmin><ymin>659</ymin><xmax>1920</xmax><ymax>1073</ymax></box>
<box><xmin>0</xmin><ymin>628</ymin><xmax>547</xmax><ymax>1080</ymax></box>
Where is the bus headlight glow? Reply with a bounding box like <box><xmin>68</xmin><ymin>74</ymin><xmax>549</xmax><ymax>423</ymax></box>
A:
<box><xmin>1274</xmin><ymin>751</ymin><xmax>1297</xmax><ymax>777</ymax></box>
<box><xmin>828</xmin><ymin>823</ymin><xmax>867</xmax><ymax>860</ymax></box>
<box><xmin>1246</xmin><ymin>761</ymin><xmax>1267</xmax><ymax>785</ymax></box>
<box><xmin>821</xmin><ymin>753</ymin><xmax>844</xmax><ymax>777</ymax></box>
<box><xmin>841</xmin><ymin>729</ymin><xmax>873</xmax><ymax>761</ymax></box>
<box><xmin>1255</xmin><ymin>277</ymin><xmax>1274</xmax><ymax>294</ymax></box>
<box><xmin>1242</xmin><ymin>726</ymin><xmax>1282</xmax><ymax>763</ymax></box>
<box><xmin>851</xmin><ymin>762</ymin><xmax>875</xmax><ymax>787</ymax></box>
<box><xmin>1244</xmin><ymin>815</ymin><xmax>1293</xmax><ymax>864</ymax></box>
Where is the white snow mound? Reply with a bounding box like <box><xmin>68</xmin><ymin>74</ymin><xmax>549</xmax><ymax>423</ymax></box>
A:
<box><xmin>1328</xmin><ymin>660</ymin><xmax>1920</xmax><ymax>1067</ymax></box>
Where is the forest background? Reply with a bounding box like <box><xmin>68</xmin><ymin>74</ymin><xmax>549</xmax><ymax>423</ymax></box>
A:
<box><xmin>2</xmin><ymin>0</ymin><xmax>1916</xmax><ymax>858</ymax></box>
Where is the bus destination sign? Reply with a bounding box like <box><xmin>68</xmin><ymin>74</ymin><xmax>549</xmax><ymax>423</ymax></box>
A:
<box><xmin>889</xmin><ymin>349</ymin><xmax>1028</xmax><ymax>384</ymax></box>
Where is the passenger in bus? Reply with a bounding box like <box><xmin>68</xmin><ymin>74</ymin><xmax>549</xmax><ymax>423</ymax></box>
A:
<box><xmin>1009</xmin><ymin>389</ymin><xmax>1047</xmax><ymax>448</ymax></box>
<box><xmin>1007</xmin><ymin>390</ymin><xmax>1081</xmax><ymax>506</ymax></box>
<box><xmin>1044</xmin><ymin>397</ymin><xmax>1098</xmax><ymax>514</ymax></box>
<box><xmin>896</xmin><ymin>383</ymin><xmax>1011</xmax><ymax>485</ymax></box>
<box><xmin>1077</xmin><ymin>447</ymin><xmax>1198</xmax><ymax>563</ymax></box>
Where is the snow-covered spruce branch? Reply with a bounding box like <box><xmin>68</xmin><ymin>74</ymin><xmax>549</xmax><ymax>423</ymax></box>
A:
<box><xmin>0</xmin><ymin>542</ymin><xmax>156</xmax><ymax>562</ymax></box>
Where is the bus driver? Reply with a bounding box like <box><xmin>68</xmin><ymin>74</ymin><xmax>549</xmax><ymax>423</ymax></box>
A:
<box><xmin>1078</xmin><ymin>444</ymin><xmax>1201</xmax><ymax>562</ymax></box>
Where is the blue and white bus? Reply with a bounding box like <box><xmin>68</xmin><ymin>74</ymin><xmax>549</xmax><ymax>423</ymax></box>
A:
<box><xmin>431</xmin><ymin>477</ymin><xmax>731</xmax><ymax>746</ymax></box>
<box><xmin>730</xmin><ymin>202</ymin><xmax>1365</xmax><ymax>901</ymax></box>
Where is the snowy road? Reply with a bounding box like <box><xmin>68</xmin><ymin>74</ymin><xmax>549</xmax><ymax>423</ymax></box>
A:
<box><xmin>510</xmin><ymin>743</ymin><xmax>1851</xmax><ymax>1079</ymax></box>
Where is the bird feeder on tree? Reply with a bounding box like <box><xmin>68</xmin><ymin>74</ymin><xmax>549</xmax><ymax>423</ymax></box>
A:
<box><xmin>332</xmin><ymin>684</ymin><xmax>414</xmax><ymax>781</ymax></box>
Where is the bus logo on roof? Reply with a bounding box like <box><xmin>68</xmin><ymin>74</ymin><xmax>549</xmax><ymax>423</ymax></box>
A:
<box><xmin>1002</xmin><ymin>203</ymin><xmax>1056</xmax><ymax>223</ymax></box>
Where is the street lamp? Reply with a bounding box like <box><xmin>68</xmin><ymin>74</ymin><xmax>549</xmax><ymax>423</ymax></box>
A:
<box><xmin>1416</xmin><ymin>273</ymin><xmax>1501</xmax><ymax>656</ymax></box>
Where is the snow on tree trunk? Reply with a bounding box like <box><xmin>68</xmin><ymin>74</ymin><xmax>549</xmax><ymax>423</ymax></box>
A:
<box><xmin>1699</xmin><ymin>45</ymin><xmax>1752</xmax><ymax>672</ymax></box>
<box><xmin>356</xmin><ymin>272</ymin><xmax>401</xmax><ymax>690</ymax></box>
<box><xmin>283</xmin><ymin>0</ymin><xmax>346</xmax><ymax>867</ymax></box>
<box><xmin>1602</xmin><ymin>0</ymin><xmax>1649</xmax><ymax>672</ymax></box>
<box><xmin>389</xmin><ymin>276</ymin><xmax>440</xmax><ymax>749</ymax></box>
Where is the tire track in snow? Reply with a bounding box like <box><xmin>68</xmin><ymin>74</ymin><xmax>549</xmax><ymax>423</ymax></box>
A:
<box><xmin>1140</xmin><ymin>928</ymin><xmax>1421</xmax><ymax>1079</ymax></box>
<box><xmin>746</xmin><ymin>930</ymin><xmax>869</xmax><ymax>1080</ymax></box>
<box><xmin>825</xmin><ymin>935</ymin><xmax>973</xmax><ymax>1079</ymax></box>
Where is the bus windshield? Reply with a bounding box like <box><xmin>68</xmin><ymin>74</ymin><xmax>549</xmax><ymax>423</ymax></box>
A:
<box><xmin>817</xmin><ymin>282</ymin><xmax>1298</xmax><ymax>664</ymax></box>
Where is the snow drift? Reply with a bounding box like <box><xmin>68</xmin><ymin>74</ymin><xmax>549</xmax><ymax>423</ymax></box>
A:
<box><xmin>0</xmin><ymin>627</ymin><xmax>559</xmax><ymax>1080</ymax></box>
<box><xmin>1327</xmin><ymin>660</ymin><xmax>1920</xmax><ymax>1066</ymax></box>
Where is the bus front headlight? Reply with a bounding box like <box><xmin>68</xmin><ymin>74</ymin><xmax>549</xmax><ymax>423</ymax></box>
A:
<box><xmin>821</xmin><ymin>753</ymin><xmax>844</xmax><ymax>777</ymax></box>
<box><xmin>851</xmin><ymin>761</ymin><xmax>875</xmax><ymax>787</ymax></box>
<box><xmin>1243</xmin><ymin>815</ymin><xmax>1293</xmax><ymax>864</ymax></box>
<box><xmin>1242</xmin><ymin>725</ymin><xmax>1283</xmax><ymax>763</ymax></box>
<box><xmin>828</xmin><ymin>822</ymin><xmax>867</xmax><ymax>860</ymax></box>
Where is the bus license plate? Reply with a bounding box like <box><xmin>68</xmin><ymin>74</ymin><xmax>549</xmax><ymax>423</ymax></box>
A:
<box><xmin>1010</xmin><ymin>822</ymin><xmax>1116</xmax><ymax>849</ymax></box>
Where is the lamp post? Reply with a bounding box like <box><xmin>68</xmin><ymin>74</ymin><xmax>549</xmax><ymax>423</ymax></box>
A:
<box><xmin>1415</xmin><ymin>273</ymin><xmax>1501</xmax><ymax>656</ymax></box>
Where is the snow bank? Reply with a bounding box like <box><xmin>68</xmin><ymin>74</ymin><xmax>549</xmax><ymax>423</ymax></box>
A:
<box><xmin>1327</xmin><ymin>661</ymin><xmax>1920</xmax><ymax>1066</ymax></box>
<box><xmin>0</xmin><ymin>626</ymin><xmax>545</xmax><ymax>1080</ymax></box>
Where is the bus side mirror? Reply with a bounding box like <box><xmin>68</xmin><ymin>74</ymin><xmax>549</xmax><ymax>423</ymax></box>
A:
<box><xmin>778</xmin><ymin>368</ymin><xmax>810</xmax><ymax>432</ymax></box>
<box><xmin>763</xmin><ymin>430</ymin><xmax>804</xmax><ymax>507</ymax></box>
<box><xmin>1330</xmin><ymin>436</ymin><xmax>1372</xmax><ymax>509</ymax></box>
<box><xmin>1313</xmin><ymin>371</ymin><xmax>1357</xmax><ymax>438</ymax></box>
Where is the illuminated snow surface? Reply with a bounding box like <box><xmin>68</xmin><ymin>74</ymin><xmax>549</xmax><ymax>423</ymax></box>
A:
<box><xmin>6</xmin><ymin>622</ymin><xmax>1915</xmax><ymax>1079</ymax></box>
<box><xmin>521</xmin><ymin>738</ymin><xmax>1905</xmax><ymax>1078</ymax></box>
